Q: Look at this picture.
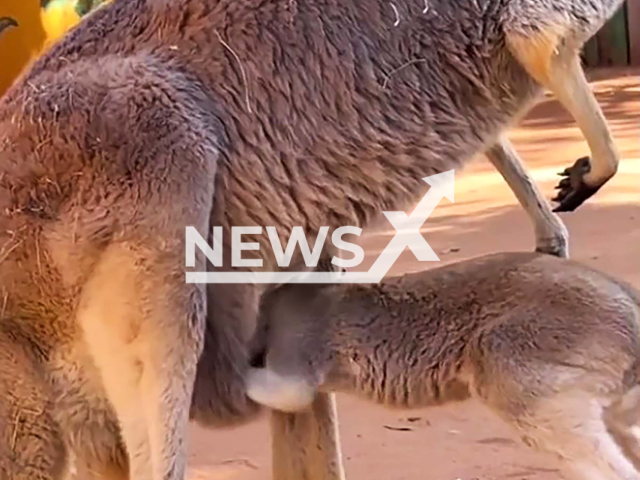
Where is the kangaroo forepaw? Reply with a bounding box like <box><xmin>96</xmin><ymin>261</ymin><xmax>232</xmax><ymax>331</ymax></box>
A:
<box><xmin>552</xmin><ymin>157</ymin><xmax>602</xmax><ymax>212</ymax></box>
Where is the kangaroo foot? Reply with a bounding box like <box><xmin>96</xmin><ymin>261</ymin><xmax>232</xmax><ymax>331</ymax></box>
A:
<box><xmin>535</xmin><ymin>234</ymin><xmax>569</xmax><ymax>258</ymax></box>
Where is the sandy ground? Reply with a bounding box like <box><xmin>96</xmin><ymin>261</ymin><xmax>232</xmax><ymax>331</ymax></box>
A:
<box><xmin>185</xmin><ymin>68</ymin><xmax>640</xmax><ymax>480</ymax></box>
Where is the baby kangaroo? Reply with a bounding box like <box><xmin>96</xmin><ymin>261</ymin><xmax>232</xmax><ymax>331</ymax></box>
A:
<box><xmin>247</xmin><ymin>252</ymin><xmax>640</xmax><ymax>480</ymax></box>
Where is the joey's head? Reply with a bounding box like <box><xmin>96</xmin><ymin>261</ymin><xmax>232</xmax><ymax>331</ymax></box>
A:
<box><xmin>245</xmin><ymin>281</ymin><xmax>338</xmax><ymax>413</ymax></box>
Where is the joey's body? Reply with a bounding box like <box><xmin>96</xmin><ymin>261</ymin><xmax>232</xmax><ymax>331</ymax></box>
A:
<box><xmin>0</xmin><ymin>0</ymin><xmax>627</xmax><ymax>478</ymax></box>
<box><xmin>250</xmin><ymin>253</ymin><xmax>639</xmax><ymax>408</ymax></box>
<box><xmin>248</xmin><ymin>252</ymin><xmax>640</xmax><ymax>480</ymax></box>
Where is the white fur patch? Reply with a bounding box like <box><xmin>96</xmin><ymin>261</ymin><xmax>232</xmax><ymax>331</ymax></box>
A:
<box><xmin>628</xmin><ymin>425</ymin><xmax>640</xmax><ymax>443</ymax></box>
<box><xmin>245</xmin><ymin>368</ymin><xmax>316</xmax><ymax>412</ymax></box>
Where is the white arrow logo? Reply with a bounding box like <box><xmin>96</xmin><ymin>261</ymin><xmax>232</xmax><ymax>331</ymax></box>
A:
<box><xmin>186</xmin><ymin>170</ymin><xmax>454</xmax><ymax>284</ymax></box>
<box><xmin>364</xmin><ymin>170</ymin><xmax>454</xmax><ymax>282</ymax></box>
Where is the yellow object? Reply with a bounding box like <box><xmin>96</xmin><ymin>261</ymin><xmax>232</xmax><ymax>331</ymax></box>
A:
<box><xmin>0</xmin><ymin>2</ymin><xmax>47</xmax><ymax>96</ymax></box>
<box><xmin>0</xmin><ymin>0</ymin><xmax>110</xmax><ymax>97</ymax></box>
<box><xmin>40</xmin><ymin>0</ymin><xmax>82</xmax><ymax>49</ymax></box>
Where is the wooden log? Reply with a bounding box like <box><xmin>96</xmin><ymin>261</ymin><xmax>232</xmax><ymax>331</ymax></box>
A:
<box><xmin>597</xmin><ymin>3</ymin><xmax>629</xmax><ymax>66</ymax></box>
<box><xmin>628</xmin><ymin>0</ymin><xmax>640</xmax><ymax>65</ymax></box>
<box><xmin>583</xmin><ymin>36</ymin><xmax>600</xmax><ymax>67</ymax></box>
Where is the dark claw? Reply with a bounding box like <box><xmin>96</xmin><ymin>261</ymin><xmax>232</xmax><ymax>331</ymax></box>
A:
<box><xmin>552</xmin><ymin>156</ymin><xmax>602</xmax><ymax>212</ymax></box>
<box><xmin>0</xmin><ymin>17</ymin><xmax>18</xmax><ymax>37</ymax></box>
<box><xmin>555</xmin><ymin>178</ymin><xmax>571</xmax><ymax>190</ymax></box>
<box><xmin>552</xmin><ymin>189</ymin><xmax>569</xmax><ymax>203</ymax></box>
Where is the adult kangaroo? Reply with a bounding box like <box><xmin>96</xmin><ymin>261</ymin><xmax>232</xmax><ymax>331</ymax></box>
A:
<box><xmin>0</xmin><ymin>0</ymin><xmax>625</xmax><ymax>478</ymax></box>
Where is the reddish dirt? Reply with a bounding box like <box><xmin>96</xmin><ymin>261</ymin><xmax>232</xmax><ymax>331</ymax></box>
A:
<box><xmin>186</xmin><ymin>68</ymin><xmax>640</xmax><ymax>480</ymax></box>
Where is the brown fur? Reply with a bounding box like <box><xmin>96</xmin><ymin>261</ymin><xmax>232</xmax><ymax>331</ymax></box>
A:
<box><xmin>0</xmin><ymin>0</ymin><xmax>626</xmax><ymax>478</ymax></box>
<box><xmin>248</xmin><ymin>252</ymin><xmax>640</xmax><ymax>480</ymax></box>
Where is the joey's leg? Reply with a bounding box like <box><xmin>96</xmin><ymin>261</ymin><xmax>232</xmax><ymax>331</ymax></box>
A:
<box><xmin>604</xmin><ymin>385</ymin><xmax>640</xmax><ymax>471</ymax></box>
<box><xmin>507</xmin><ymin>391</ymin><xmax>639</xmax><ymax>480</ymax></box>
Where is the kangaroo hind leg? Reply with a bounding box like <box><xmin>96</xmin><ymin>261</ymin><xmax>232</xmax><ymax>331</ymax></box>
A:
<box><xmin>78</xmin><ymin>242</ymin><xmax>206</xmax><ymax>480</ymax></box>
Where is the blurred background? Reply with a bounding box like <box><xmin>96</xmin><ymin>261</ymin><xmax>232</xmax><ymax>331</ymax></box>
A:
<box><xmin>0</xmin><ymin>0</ymin><xmax>110</xmax><ymax>96</ymax></box>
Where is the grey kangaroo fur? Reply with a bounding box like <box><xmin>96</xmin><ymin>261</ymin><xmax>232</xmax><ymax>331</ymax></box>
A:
<box><xmin>0</xmin><ymin>0</ymin><xmax>626</xmax><ymax>478</ymax></box>
<box><xmin>247</xmin><ymin>252</ymin><xmax>640</xmax><ymax>480</ymax></box>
